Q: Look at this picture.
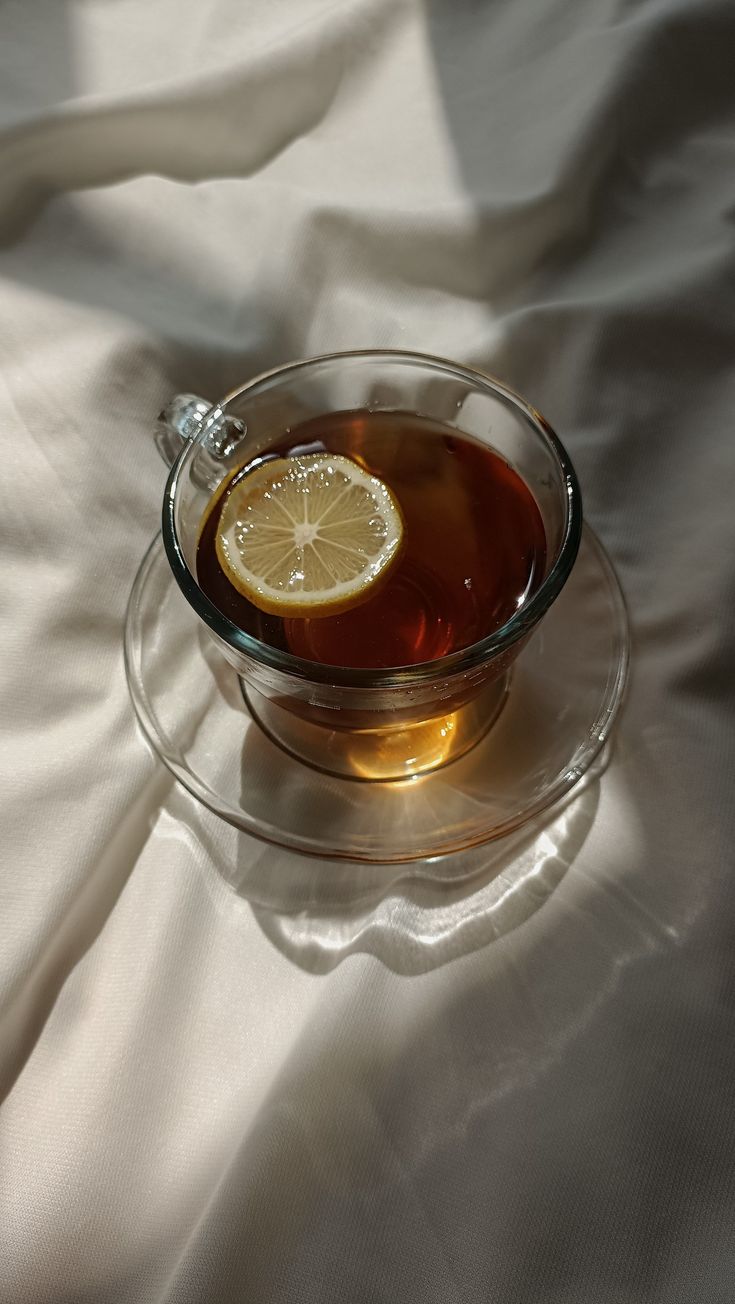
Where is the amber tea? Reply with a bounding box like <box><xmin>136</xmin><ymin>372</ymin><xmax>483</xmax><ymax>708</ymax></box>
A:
<box><xmin>196</xmin><ymin>410</ymin><xmax>547</xmax><ymax>670</ymax></box>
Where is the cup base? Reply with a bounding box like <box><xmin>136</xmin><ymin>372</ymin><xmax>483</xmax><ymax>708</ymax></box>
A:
<box><xmin>241</xmin><ymin>675</ymin><xmax>510</xmax><ymax>782</ymax></box>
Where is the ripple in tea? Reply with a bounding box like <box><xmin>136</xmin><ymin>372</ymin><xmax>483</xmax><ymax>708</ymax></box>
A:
<box><xmin>196</xmin><ymin>411</ymin><xmax>547</xmax><ymax>669</ymax></box>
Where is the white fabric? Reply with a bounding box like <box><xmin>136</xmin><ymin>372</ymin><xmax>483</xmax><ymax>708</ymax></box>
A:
<box><xmin>1</xmin><ymin>1</ymin><xmax>734</xmax><ymax>1300</ymax></box>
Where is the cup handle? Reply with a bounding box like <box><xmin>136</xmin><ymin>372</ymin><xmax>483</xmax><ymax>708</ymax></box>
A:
<box><xmin>155</xmin><ymin>393</ymin><xmax>245</xmax><ymax>468</ymax></box>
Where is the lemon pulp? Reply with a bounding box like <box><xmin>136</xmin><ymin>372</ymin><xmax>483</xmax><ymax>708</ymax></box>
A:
<box><xmin>215</xmin><ymin>453</ymin><xmax>404</xmax><ymax>617</ymax></box>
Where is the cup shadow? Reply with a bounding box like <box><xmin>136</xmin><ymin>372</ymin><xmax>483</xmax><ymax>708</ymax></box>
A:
<box><xmin>191</xmin><ymin>621</ymin><xmax>610</xmax><ymax>974</ymax></box>
<box><xmin>169</xmin><ymin>732</ymin><xmax>604</xmax><ymax>976</ymax></box>
<box><xmin>213</xmin><ymin>761</ymin><xmax>606</xmax><ymax>979</ymax></box>
<box><xmin>247</xmin><ymin>762</ymin><xmax>603</xmax><ymax>976</ymax></box>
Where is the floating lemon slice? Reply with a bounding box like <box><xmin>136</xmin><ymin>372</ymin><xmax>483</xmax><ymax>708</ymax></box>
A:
<box><xmin>215</xmin><ymin>453</ymin><xmax>404</xmax><ymax>617</ymax></box>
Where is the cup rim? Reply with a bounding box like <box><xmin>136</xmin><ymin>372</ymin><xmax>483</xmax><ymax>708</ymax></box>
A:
<box><xmin>163</xmin><ymin>348</ymin><xmax>583</xmax><ymax>689</ymax></box>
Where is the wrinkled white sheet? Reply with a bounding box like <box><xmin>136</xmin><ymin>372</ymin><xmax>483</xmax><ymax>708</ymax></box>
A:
<box><xmin>1</xmin><ymin>1</ymin><xmax>734</xmax><ymax>1300</ymax></box>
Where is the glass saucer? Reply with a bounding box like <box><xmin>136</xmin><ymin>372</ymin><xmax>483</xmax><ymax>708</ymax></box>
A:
<box><xmin>124</xmin><ymin>525</ymin><xmax>629</xmax><ymax>863</ymax></box>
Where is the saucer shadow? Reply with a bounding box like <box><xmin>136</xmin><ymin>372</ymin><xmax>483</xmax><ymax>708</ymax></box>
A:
<box><xmin>234</xmin><ymin>752</ymin><xmax>605</xmax><ymax>977</ymax></box>
<box><xmin>194</xmin><ymin>628</ymin><xmax>607</xmax><ymax>974</ymax></box>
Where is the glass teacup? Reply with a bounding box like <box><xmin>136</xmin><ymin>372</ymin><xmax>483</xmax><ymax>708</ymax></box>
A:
<box><xmin>158</xmin><ymin>350</ymin><xmax>582</xmax><ymax>781</ymax></box>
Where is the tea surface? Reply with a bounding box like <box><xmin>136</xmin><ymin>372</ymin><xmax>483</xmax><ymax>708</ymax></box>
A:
<box><xmin>196</xmin><ymin>410</ymin><xmax>547</xmax><ymax>669</ymax></box>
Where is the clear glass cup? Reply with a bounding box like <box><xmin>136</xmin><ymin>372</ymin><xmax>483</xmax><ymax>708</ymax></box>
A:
<box><xmin>157</xmin><ymin>350</ymin><xmax>582</xmax><ymax>781</ymax></box>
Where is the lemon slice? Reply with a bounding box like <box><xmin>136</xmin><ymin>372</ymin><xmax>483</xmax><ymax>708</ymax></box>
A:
<box><xmin>215</xmin><ymin>453</ymin><xmax>404</xmax><ymax>617</ymax></box>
